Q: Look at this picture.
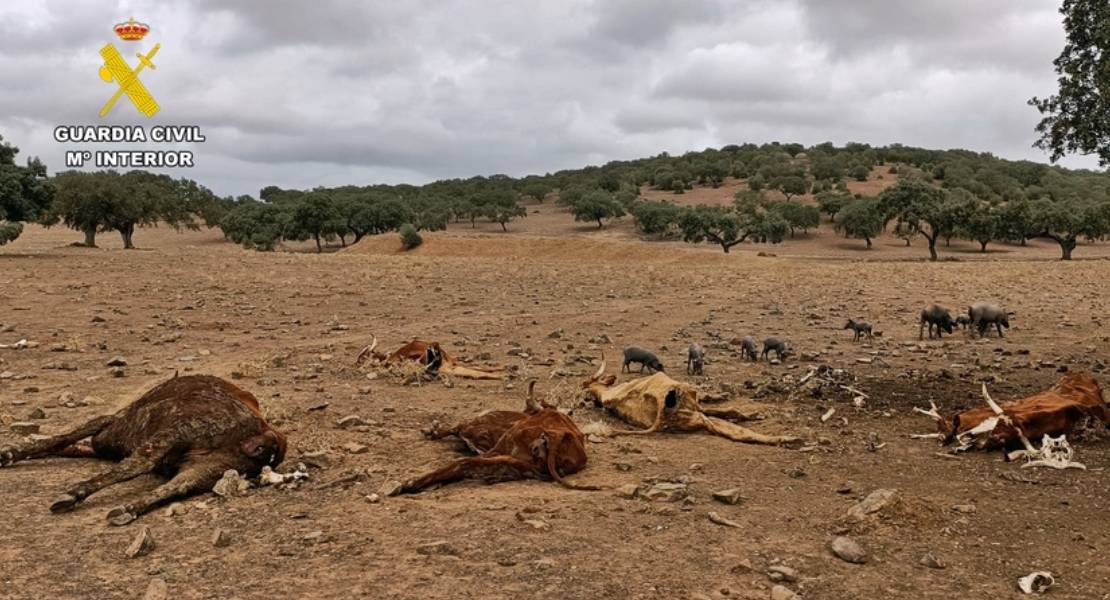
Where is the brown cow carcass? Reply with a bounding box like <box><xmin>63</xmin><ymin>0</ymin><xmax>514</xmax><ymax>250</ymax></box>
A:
<box><xmin>917</xmin><ymin>374</ymin><xmax>1110</xmax><ymax>455</ymax></box>
<box><xmin>400</xmin><ymin>381</ymin><xmax>596</xmax><ymax>493</ymax></box>
<box><xmin>581</xmin><ymin>358</ymin><xmax>798</xmax><ymax>445</ymax></box>
<box><xmin>356</xmin><ymin>336</ymin><xmax>506</xmax><ymax>380</ymax></box>
<box><xmin>0</xmin><ymin>375</ymin><xmax>287</xmax><ymax>525</ymax></box>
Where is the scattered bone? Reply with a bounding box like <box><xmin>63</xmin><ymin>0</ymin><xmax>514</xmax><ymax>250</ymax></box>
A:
<box><xmin>258</xmin><ymin>465</ymin><xmax>309</xmax><ymax>487</ymax></box>
<box><xmin>1017</xmin><ymin>571</ymin><xmax>1054</xmax><ymax>594</ymax></box>
<box><xmin>125</xmin><ymin>527</ymin><xmax>155</xmax><ymax>558</ymax></box>
<box><xmin>707</xmin><ymin>511</ymin><xmax>742</xmax><ymax>528</ymax></box>
<box><xmin>212</xmin><ymin>470</ymin><xmax>251</xmax><ymax>497</ymax></box>
<box><xmin>1019</xmin><ymin>435</ymin><xmax>1086</xmax><ymax>470</ymax></box>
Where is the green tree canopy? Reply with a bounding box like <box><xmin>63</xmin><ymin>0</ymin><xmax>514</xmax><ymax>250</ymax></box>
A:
<box><xmin>0</xmin><ymin>134</ymin><xmax>53</xmax><ymax>245</ymax></box>
<box><xmin>1030</xmin><ymin>0</ymin><xmax>1110</xmax><ymax>165</ymax></box>
<box><xmin>835</xmin><ymin>197</ymin><xmax>883</xmax><ymax>248</ymax></box>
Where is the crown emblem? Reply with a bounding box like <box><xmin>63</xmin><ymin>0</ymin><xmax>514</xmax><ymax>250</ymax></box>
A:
<box><xmin>114</xmin><ymin>18</ymin><xmax>150</xmax><ymax>42</ymax></box>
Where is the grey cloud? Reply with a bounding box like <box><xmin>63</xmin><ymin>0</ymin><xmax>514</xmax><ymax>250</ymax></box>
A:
<box><xmin>0</xmin><ymin>0</ymin><xmax>1099</xmax><ymax>198</ymax></box>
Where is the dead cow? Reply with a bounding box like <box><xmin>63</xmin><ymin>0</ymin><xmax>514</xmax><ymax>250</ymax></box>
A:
<box><xmin>356</xmin><ymin>335</ymin><xmax>506</xmax><ymax>380</ymax></box>
<box><xmin>581</xmin><ymin>358</ymin><xmax>798</xmax><ymax>446</ymax></box>
<box><xmin>0</xmin><ymin>375</ymin><xmax>287</xmax><ymax>525</ymax></box>
<box><xmin>400</xmin><ymin>381</ymin><xmax>597</xmax><ymax>493</ymax></box>
<box><xmin>916</xmin><ymin>374</ymin><xmax>1109</xmax><ymax>454</ymax></box>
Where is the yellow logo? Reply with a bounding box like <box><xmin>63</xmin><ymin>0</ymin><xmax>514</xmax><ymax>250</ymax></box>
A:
<box><xmin>99</xmin><ymin>43</ymin><xmax>160</xmax><ymax>118</ymax></box>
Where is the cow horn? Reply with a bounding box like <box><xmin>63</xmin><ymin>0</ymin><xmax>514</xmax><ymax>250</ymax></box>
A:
<box><xmin>355</xmin><ymin>335</ymin><xmax>379</xmax><ymax>365</ymax></box>
<box><xmin>981</xmin><ymin>384</ymin><xmax>1004</xmax><ymax>416</ymax></box>
<box><xmin>525</xmin><ymin>379</ymin><xmax>540</xmax><ymax>412</ymax></box>
<box><xmin>592</xmin><ymin>352</ymin><xmax>606</xmax><ymax>381</ymax></box>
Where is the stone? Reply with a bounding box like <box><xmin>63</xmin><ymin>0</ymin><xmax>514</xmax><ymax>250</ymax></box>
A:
<box><xmin>641</xmin><ymin>482</ymin><xmax>688</xmax><ymax>502</ymax></box>
<box><xmin>125</xmin><ymin>527</ymin><xmax>155</xmax><ymax>558</ymax></box>
<box><xmin>342</xmin><ymin>442</ymin><xmax>369</xmax><ymax>454</ymax></box>
<box><xmin>143</xmin><ymin>578</ymin><xmax>168</xmax><ymax>600</ymax></box>
<box><xmin>27</xmin><ymin>407</ymin><xmax>46</xmax><ymax>420</ymax></box>
<box><xmin>10</xmin><ymin>422</ymin><xmax>39</xmax><ymax>435</ymax></box>
<box><xmin>379</xmin><ymin>480</ymin><xmax>403</xmax><ymax>497</ymax></box>
<box><xmin>712</xmin><ymin>488</ymin><xmax>744</xmax><ymax>505</ymax></box>
<box><xmin>211</xmin><ymin>470</ymin><xmax>250</xmax><ymax>497</ymax></box>
<box><xmin>416</xmin><ymin>540</ymin><xmax>458</xmax><ymax>556</ymax></box>
<box><xmin>846</xmin><ymin>488</ymin><xmax>898</xmax><ymax>521</ymax></box>
<box><xmin>951</xmin><ymin>504</ymin><xmax>976</xmax><ymax>514</ymax></box>
<box><xmin>211</xmin><ymin>528</ymin><xmax>231</xmax><ymax>548</ymax></box>
<box><xmin>771</xmin><ymin>585</ymin><xmax>799</xmax><ymax>600</ymax></box>
<box><xmin>364</xmin><ymin>493</ymin><xmax>381</xmax><ymax>503</ymax></box>
<box><xmin>336</xmin><ymin>415</ymin><xmax>368</xmax><ymax>429</ymax></box>
<box><xmin>829</xmin><ymin>536</ymin><xmax>868</xmax><ymax>564</ymax></box>
<box><xmin>615</xmin><ymin>483</ymin><xmax>640</xmax><ymax>498</ymax></box>
<box><xmin>919</xmin><ymin>553</ymin><xmax>945</xmax><ymax>569</ymax></box>
<box><xmin>106</xmin><ymin>356</ymin><xmax>128</xmax><ymax>367</ymax></box>
<box><xmin>767</xmin><ymin>565</ymin><xmax>798</xmax><ymax>583</ymax></box>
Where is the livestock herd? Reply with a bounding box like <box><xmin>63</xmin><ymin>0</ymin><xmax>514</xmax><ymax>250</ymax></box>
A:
<box><xmin>0</xmin><ymin>299</ymin><xmax>1106</xmax><ymax>528</ymax></box>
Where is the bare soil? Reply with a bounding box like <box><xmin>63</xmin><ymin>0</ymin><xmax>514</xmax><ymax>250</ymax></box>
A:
<box><xmin>2</xmin><ymin>198</ymin><xmax>1109</xmax><ymax>599</ymax></box>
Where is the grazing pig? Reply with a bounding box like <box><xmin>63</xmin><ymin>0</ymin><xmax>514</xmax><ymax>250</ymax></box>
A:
<box><xmin>919</xmin><ymin>304</ymin><xmax>955</xmax><ymax>340</ymax></box>
<box><xmin>740</xmin><ymin>336</ymin><xmax>759</xmax><ymax>362</ymax></box>
<box><xmin>623</xmin><ymin>346</ymin><xmax>664</xmax><ymax>373</ymax></box>
<box><xmin>0</xmin><ymin>375</ymin><xmax>286</xmax><ymax>526</ymax></box>
<box><xmin>954</xmin><ymin>315</ymin><xmax>970</xmax><ymax>330</ymax></box>
<box><xmin>968</xmin><ymin>302</ymin><xmax>1012</xmax><ymax>338</ymax></box>
<box><xmin>843</xmin><ymin>319</ymin><xmax>873</xmax><ymax>342</ymax></box>
<box><xmin>761</xmin><ymin>337</ymin><xmax>791</xmax><ymax>361</ymax></box>
<box><xmin>686</xmin><ymin>344</ymin><xmax>705</xmax><ymax>375</ymax></box>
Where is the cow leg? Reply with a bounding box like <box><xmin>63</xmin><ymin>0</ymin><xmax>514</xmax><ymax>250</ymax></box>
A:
<box><xmin>996</xmin><ymin>323</ymin><xmax>1004</xmax><ymax>338</ymax></box>
<box><xmin>421</xmin><ymin>420</ymin><xmax>459</xmax><ymax>440</ymax></box>
<box><xmin>702</xmin><ymin>407</ymin><xmax>762</xmax><ymax>422</ymax></box>
<box><xmin>105</xmin><ymin>460</ymin><xmax>224</xmax><ymax>526</ymax></box>
<box><xmin>399</xmin><ymin>455</ymin><xmax>542</xmax><ymax>494</ymax></box>
<box><xmin>50</xmin><ymin>453</ymin><xmax>161</xmax><ymax>513</ymax></box>
<box><xmin>0</xmin><ymin>415</ymin><xmax>114</xmax><ymax>467</ymax></box>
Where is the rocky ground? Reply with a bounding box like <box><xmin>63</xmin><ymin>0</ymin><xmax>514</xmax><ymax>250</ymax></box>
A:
<box><xmin>1</xmin><ymin>206</ymin><xmax>1109</xmax><ymax>599</ymax></box>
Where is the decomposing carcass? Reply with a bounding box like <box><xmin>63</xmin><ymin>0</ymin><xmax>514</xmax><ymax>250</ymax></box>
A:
<box><xmin>399</xmin><ymin>381</ymin><xmax>597</xmax><ymax>493</ymax></box>
<box><xmin>581</xmin><ymin>357</ymin><xmax>798</xmax><ymax>446</ymax></box>
<box><xmin>915</xmin><ymin>374</ymin><xmax>1109</xmax><ymax>466</ymax></box>
<box><xmin>0</xmin><ymin>375</ymin><xmax>287</xmax><ymax>525</ymax></box>
<box><xmin>355</xmin><ymin>335</ymin><xmax>506</xmax><ymax>380</ymax></box>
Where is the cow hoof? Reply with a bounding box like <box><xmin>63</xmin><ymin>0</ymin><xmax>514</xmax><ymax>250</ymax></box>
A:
<box><xmin>49</xmin><ymin>493</ymin><xmax>81</xmax><ymax>513</ymax></box>
<box><xmin>106</xmin><ymin>506</ymin><xmax>137</xmax><ymax>526</ymax></box>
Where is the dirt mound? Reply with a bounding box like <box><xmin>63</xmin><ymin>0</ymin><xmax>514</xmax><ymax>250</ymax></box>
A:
<box><xmin>341</xmin><ymin>231</ymin><xmax>727</xmax><ymax>264</ymax></box>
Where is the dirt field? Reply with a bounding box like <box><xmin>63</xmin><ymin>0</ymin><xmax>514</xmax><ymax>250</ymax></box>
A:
<box><xmin>2</xmin><ymin>198</ymin><xmax>1109</xmax><ymax>600</ymax></box>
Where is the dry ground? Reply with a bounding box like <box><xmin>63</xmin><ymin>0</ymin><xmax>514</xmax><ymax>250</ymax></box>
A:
<box><xmin>1</xmin><ymin>198</ymin><xmax>1109</xmax><ymax>600</ymax></box>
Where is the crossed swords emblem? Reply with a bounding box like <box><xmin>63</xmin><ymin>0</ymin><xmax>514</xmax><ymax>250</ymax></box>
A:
<box><xmin>98</xmin><ymin>42</ymin><xmax>161</xmax><ymax>118</ymax></box>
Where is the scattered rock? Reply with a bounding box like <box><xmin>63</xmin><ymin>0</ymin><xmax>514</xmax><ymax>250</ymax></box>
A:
<box><xmin>342</xmin><ymin>442</ymin><xmax>369</xmax><ymax>454</ymax></box>
<box><xmin>27</xmin><ymin>407</ymin><xmax>46</xmax><ymax>420</ymax></box>
<box><xmin>712</xmin><ymin>488</ymin><xmax>744</xmax><ymax>506</ymax></box>
<box><xmin>919</xmin><ymin>553</ymin><xmax>945</xmax><ymax>569</ymax></box>
<box><xmin>830</xmin><ymin>536</ymin><xmax>868</xmax><ymax>564</ymax></box>
<box><xmin>615</xmin><ymin>483</ymin><xmax>640</xmax><ymax>499</ymax></box>
<box><xmin>364</xmin><ymin>493</ymin><xmax>381</xmax><ymax>503</ymax></box>
<box><xmin>336</xmin><ymin>415</ymin><xmax>368</xmax><ymax>429</ymax></box>
<box><xmin>211</xmin><ymin>470</ymin><xmax>251</xmax><ymax>497</ymax></box>
<box><xmin>125</xmin><ymin>527</ymin><xmax>155</xmax><ymax>558</ymax></box>
<box><xmin>770</xmin><ymin>585</ymin><xmax>798</xmax><ymax>600</ymax></box>
<box><xmin>10</xmin><ymin>422</ymin><xmax>39</xmax><ymax>435</ymax></box>
<box><xmin>767</xmin><ymin>565</ymin><xmax>798</xmax><ymax>583</ymax></box>
<box><xmin>641</xmin><ymin>482</ymin><xmax>688</xmax><ymax>502</ymax></box>
<box><xmin>951</xmin><ymin>504</ymin><xmax>976</xmax><ymax>514</ymax></box>
<box><xmin>142</xmin><ymin>578</ymin><xmax>168</xmax><ymax>600</ymax></box>
<box><xmin>106</xmin><ymin>356</ymin><xmax>128</xmax><ymax>367</ymax></box>
<box><xmin>846</xmin><ymin>488</ymin><xmax>899</xmax><ymax>521</ymax></box>
<box><xmin>379</xmin><ymin>480</ymin><xmax>403</xmax><ymax>497</ymax></box>
<box><xmin>211</xmin><ymin>528</ymin><xmax>231</xmax><ymax>548</ymax></box>
<box><xmin>416</xmin><ymin>540</ymin><xmax>459</xmax><ymax>556</ymax></box>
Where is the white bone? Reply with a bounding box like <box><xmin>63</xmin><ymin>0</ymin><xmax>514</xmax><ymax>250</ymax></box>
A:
<box><xmin>1021</xmin><ymin>435</ymin><xmax>1086</xmax><ymax>470</ymax></box>
<box><xmin>910</xmin><ymin>433</ymin><xmax>943</xmax><ymax>439</ymax></box>
<box><xmin>820</xmin><ymin>408</ymin><xmax>835</xmax><ymax>423</ymax></box>
<box><xmin>258</xmin><ymin>466</ymin><xmax>309</xmax><ymax>486</ymax></box>
<box><xmin>1017</xmin><ymin>571</ymin><xmax>1054</xmax><ymax>594</ymax></box>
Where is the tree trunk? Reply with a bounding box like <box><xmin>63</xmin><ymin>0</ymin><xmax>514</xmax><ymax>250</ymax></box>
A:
<box><xmin>500</xmin><ymin>222</ymin><xmax>507</xmax><ymax>232</ymax></box>
<box><xmin>597</xmin><ymin>218</ymin><xmax>604</xmax><ymax>229</ymax></box>
<box><xmin>927</xmin><ymin>236</ymin><xmax>938</xmax><ymax>261</ymax></box>
<box><xmin>119</xmin><ymin>224</ymin><xmax>135</xmax><ymax>249</ymax></box>
<box><xmin>339</xmin><ymin>233</ymin><xmax>347</xmax><ymax>247</ymax></box>
<box><xmin>82</xmin><ymin>228</ymin><xmax>97</xmax><ymax>247</ymax></box>
<box><xmin>904</xmin><ymin>238</ymin><xmax>910</xmax><ymax>247</ymax></box>
<box><xmin>980</xmin><ymin>241</ymin><xmax>988</xmax><ymax>252</ymax></box>
<box><xmin>314</xmin><ymin>233</ymin><xmax>322</xmax><ymax>253</ymax></box>
<box><xmin>865</xmin><ymin>236</ymin><xmax>872</xmax><ymax>249</ymax></box>
<box><xmin>1058</xmin><ymin>237</ymin><xmax>1076</xmax><ymax>260</ymax></box>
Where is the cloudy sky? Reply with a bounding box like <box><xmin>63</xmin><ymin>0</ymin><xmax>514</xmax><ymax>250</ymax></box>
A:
<box><xmin>0</xmin><ymin>0</ymin><xmax>1097</xmax><ymax>197</ymax></box>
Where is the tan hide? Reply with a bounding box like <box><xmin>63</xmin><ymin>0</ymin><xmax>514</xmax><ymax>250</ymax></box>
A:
<box><xmin>591</xmin><ymin>373</ymin><xmax>797</xmax><ymax>446</ymax></box>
